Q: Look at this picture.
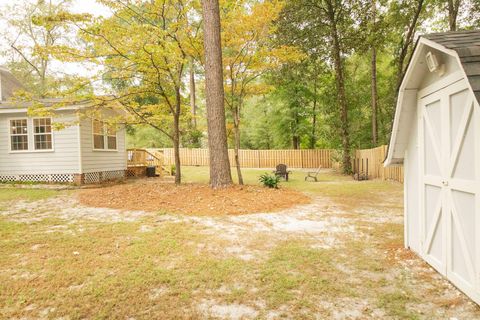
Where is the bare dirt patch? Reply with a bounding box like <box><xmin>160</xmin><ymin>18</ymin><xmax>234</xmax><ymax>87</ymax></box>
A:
<box><xmin>1</xmin><ymin>196</ymin><xmax>149</xmax><ymax>224</ymax></box>
<box><xmin>77</xmin><ymin>180</ymin><xmax>310</xmax><ymax>215</ymax></box>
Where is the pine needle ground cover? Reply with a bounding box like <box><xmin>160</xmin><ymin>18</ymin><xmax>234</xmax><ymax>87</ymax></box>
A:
<box><xmin>78</xmin><ymin>180</ymin><xmax>310</xmax><ymax>216</ymax></box>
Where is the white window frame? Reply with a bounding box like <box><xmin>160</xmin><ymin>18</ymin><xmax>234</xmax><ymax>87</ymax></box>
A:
<box><xmin>92</xmin><ymin>119</ymin><xmax>118</xmax><ymax>152</ymax></box>
<box><xmin>7</xmin><ymin>117</ymin><xmax>55</xmax><ymax>153</ymax></box>
<box><xmin>106</xmin><ymin>123</ymin><xmax>117</xmax><ymax>150</ymax></box>
<box><xmin>8</xmin><ymin>118</ymin><xmax>29</xmax><ymax>153</ymax></box>
<box><xmin>33</xmin><ymin>117</ymin><xmax>54</xmax><ymax>151</ymax></box>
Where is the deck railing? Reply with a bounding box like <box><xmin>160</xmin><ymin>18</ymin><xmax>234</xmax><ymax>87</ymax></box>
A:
<box><xmin>127</xmin><ymin>148</ymin><xmax>167</xmax><ymax>176</ymax></box>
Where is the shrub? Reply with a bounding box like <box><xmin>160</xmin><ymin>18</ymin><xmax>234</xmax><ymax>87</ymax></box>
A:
<box><xmin>259</xmin><ymin>173</ymin><xmax>280</xmax><ymax>189</ymax></box>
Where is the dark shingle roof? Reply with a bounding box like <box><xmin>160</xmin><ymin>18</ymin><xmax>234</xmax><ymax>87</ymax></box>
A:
<box><xmin>423</xmin><ymin>30</ymin><xmax>480</xmax><ymax>102</ymax></box>
<box><xmin>0</xmin><ymin>67</ymin><xmax>24</xmax><ymax>101</ymax></box>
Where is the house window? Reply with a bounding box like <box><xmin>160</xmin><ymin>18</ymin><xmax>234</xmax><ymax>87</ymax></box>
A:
<box><xmin>10</xmin><ymin>119</ymin><xmax>28</xmax><ymax>151</ymax></box>
<box><xmin>33</xmin><ymin>118</ymin><xmax>53</xmax><ymax>150</ymax></box>
<box><xmin>93</xmin><ymin>120</ymin><xmax>105</xmax><ymax>149</ymax></box>
<box><xmin>107</xmin><ymin>124</ymin><xmax>117</xmax><ymax>150</ymax></box>
<box><xmin>93</xmin><ymin>120</ymin><xmax>117</xmax><ymax>150</ymax></box>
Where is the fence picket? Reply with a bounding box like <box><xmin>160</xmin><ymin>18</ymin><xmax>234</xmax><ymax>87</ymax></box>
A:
<box><xmin>151</xmin><ymin>145</ymin><xmax>403</xmax><ymax>183</ymax></box>
<box><xmin>156</xmin><ymin>148</ymin><xmax>333</xmax><ymax>169</ymax></box>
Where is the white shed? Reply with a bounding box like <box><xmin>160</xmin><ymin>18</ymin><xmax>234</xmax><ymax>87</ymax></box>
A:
<box><xmin>386</xmin><ymin>30</ymin><xmax>480</xmax><ymax>304</ymax></box>
<box><xmin>0</xmin><ymin>69</ymin><xmax>127</xmax><ymax>184</ymax></box>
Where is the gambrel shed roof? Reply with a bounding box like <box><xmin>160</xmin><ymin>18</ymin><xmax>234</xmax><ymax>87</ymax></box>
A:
<box><xmin>385</xmin><ymin>30</ymin><xmax>480</xmax><ymax>166</ymax></box>
<box><xmin>424</xmin><ymin>30</ymin><xmax>480</xmax><ymax>102</ymax></box>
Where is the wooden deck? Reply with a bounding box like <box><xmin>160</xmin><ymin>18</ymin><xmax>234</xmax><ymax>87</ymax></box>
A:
<box><xmin>127</xmin><ymin>148</ymin><xmax>171</xmax><ymax>177</ymax></box>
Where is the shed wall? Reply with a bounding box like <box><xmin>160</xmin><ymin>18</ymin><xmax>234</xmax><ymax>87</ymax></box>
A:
<box><xmin>405</xmin><ymin>105</ymin><xmax>421</xmax><ymax>253</ymax></box>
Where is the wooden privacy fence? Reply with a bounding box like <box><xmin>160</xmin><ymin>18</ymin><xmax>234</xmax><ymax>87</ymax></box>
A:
<box><xmin>151</xmin><ymin>145</ymin><xmax>404</xmax><ymax>183</ymax></box>
<box><xmin>353</xmin><ymin>145</ymin><xmax>404</xmax><ymax>183</ymax></box>
<box><xmin>156</xmin><ymin>148</ymin><xmax>333</xmax><ymax>169</ymax></box>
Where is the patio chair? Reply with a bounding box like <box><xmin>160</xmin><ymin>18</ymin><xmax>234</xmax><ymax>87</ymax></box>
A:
<box><xmin>273</xmin><ymin>164</ymin><xmax>291</xmax><ymax>181</ymax></box>
<box><xmin>305</xmin><ymin>166</ymin><xmax>322</xmax><ymax>182</ymax></box>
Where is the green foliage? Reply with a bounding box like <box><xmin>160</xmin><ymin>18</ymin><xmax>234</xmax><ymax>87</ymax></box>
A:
<box><xmin>344</xmin><ymin>52</ymin><xmax>397</xmax><ymax>148</ymax></box>
<box><xmin>240</xmin><ymin>65</ymin><xmax>337</xmax><ymax>150</ymax></box>
<box><xmin>240</xmin><ymin>96</ymin><xmax>278</xmax><ymax>149</ymax></box>
<box><xmin>259</xmin><ymin>173</ymin><xmax>280</xmax><ymax>189</ymax></box>
<box><xmin>0</xmin><ymin>0</ymin><xmax>80</xmax><ymax>97</ymax></box>
<box><xmin>181</xmin><ymin>129</ymin><xmax>204</xmax><ymax>148</ymax></box>
<box><xmin>3</xmin><ymin>0</ymin><xmax>480</xmax><ymax>168</ymax></box>
<box><xmin>127</xmin><ymin>125</ymin><xmax>172</xmax><ymax>148</ymax></box>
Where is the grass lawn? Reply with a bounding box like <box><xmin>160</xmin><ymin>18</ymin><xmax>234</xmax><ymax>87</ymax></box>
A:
<box><xmin>0</xmin><ymin>187</ymin><xmax>62</xmax><ymax>202</ymax></box>
<box><xmin>0</xmin><ymin>168</ymin><xmax>479</xmax><ymax>319</ymax></box>
<box><xmin>182</xmin><ymin>166</ymin><xmax>400</xmax><ymax>199</ymax></box>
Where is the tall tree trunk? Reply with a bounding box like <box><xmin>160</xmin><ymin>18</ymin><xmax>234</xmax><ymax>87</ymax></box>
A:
<box><xmin>327</xmin><ymin>0</ymin><xmax>351</xmax><ymax>173</ymax></box>
<box><xmin>395</xmin><ymin>0</ymin><xmax>424</xmax><ymax>92</ymax></box>
<box><xmin>391</xmin><ymin>0</ymin><xmax>425</xmax><ymax>130</ymax></box>
<box><xmin>190</xmin><ymin>58</ymin><xmax>197</xmax><ymax>129</ymax></box>
<box><xmin>232</xmin><ymin>107</ymin><xmax>244</xmax><ymax>185</ymax></box>
<box><xmin>371</xmin><ymin>46</ymin><xmax>378</xmax><ymax>146</ymax></box>
<box><xmin>310</xmin><ymin>76</ymin><xmax>317</xmax><ymax>149</ymax></box>
<box><xmin>292</xmin><ymin>136</ymin><xmax>300</xmax><ymax>149</ymax></box>
<box><xmin>371</xmin><ymin>0</ymin><xmax>378</xmax><ymax>146</ymax></box>
<box><xmin>293</xmin><ymin>112</ymin><xmax>300</xmax><ymax>149</ymax></box>
<box><xmin>448</xmin><ymin>0</ymin><xmax>461</xmax><ymax>31</ymax></box>
<box><xmin>173</xmin><ymin>90</ymin><xmax>182</xmax><ymax>184</ymax></box>
<box><xmin>202</xmin><ymin>0</ymin><xmax>233</xmax><ymax>188</ymax></box>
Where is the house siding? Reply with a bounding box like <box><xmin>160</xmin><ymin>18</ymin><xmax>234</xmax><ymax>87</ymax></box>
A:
<box><xmin>79</xmin><ymin>115</ymin><xmax>127</xmax><ymax>173</ymax></box>
<box><xmin>0</xmin><ymin>110</ymin><xmax>80</xmax><ymax>175</ymax></box>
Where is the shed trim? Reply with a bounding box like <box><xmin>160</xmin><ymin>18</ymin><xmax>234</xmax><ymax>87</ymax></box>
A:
<box><xmin>386</xmin><ymin>32</ymin><xmax>480</xmax><ymax>167</ymax></box>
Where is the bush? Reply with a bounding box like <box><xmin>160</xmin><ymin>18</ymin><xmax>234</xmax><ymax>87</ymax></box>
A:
<box><xmin>259</xmin><ymin>173</ymin><xmax>280</xmax><ymax>189</ymax></box>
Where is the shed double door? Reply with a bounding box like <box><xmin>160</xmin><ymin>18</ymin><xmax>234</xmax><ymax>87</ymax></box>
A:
<box><xmin>419</xmin><ymin>78</ymin><xmax>480</xmax><ymax>303</ymax></box>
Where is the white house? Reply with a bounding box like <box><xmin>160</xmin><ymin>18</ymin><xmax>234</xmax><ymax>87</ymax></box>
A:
<box><xmin>0</xmin><ymin>68</ymin><xmax>127</xmax><ymax>184</ymax></box>
<box><xmin>386</xmin><ymin>30</ymin><xmax>480</xmax><ymax>304</ymax></box>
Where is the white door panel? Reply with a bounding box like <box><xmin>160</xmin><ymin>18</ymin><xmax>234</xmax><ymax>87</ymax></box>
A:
<box><xmin>419</xmin><ymin>79</ymin><xmax>480</xmax><ymax>303</ymax></box>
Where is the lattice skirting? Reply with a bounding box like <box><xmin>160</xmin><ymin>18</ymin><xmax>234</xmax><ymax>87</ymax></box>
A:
<box><xmin>0</xmin><ymin>170</ymin><xmax>126</xmax><ymax>184</ymax></box>
<box><xmin>0</xmin><ymin>173</ymin><xmax>75</xmax><ymax>183</ymax></box>
<box><xmin>126</xmin><ymin>166</ymin><xmax>147</xmax><ymax>177</ymax></box>
<box><xmin>83</xmin><ymin>170</ymin><xmax>126</xmax><ymax>184</ymax></box>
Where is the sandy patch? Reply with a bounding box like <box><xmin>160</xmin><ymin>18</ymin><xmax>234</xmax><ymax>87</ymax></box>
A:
<box><xmin>197</xmin><ymin>299</ymin><xmax>259</xmax><ymax>320</ymax></box>
<box><xmin>1</xmin><ymin>196</ymin><xmax>149</xmax><ymax>223</ymax></box>
<box><xmin>186</xmin><ymin>196</ymin><xmax>357</xmax><ymax>252</ymax></box>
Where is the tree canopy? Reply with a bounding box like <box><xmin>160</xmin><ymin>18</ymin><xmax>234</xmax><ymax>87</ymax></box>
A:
<box><xmin>1</xmin><ymin>0</ymin><xmax>479</xmax><ymax>175</ymax></box>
